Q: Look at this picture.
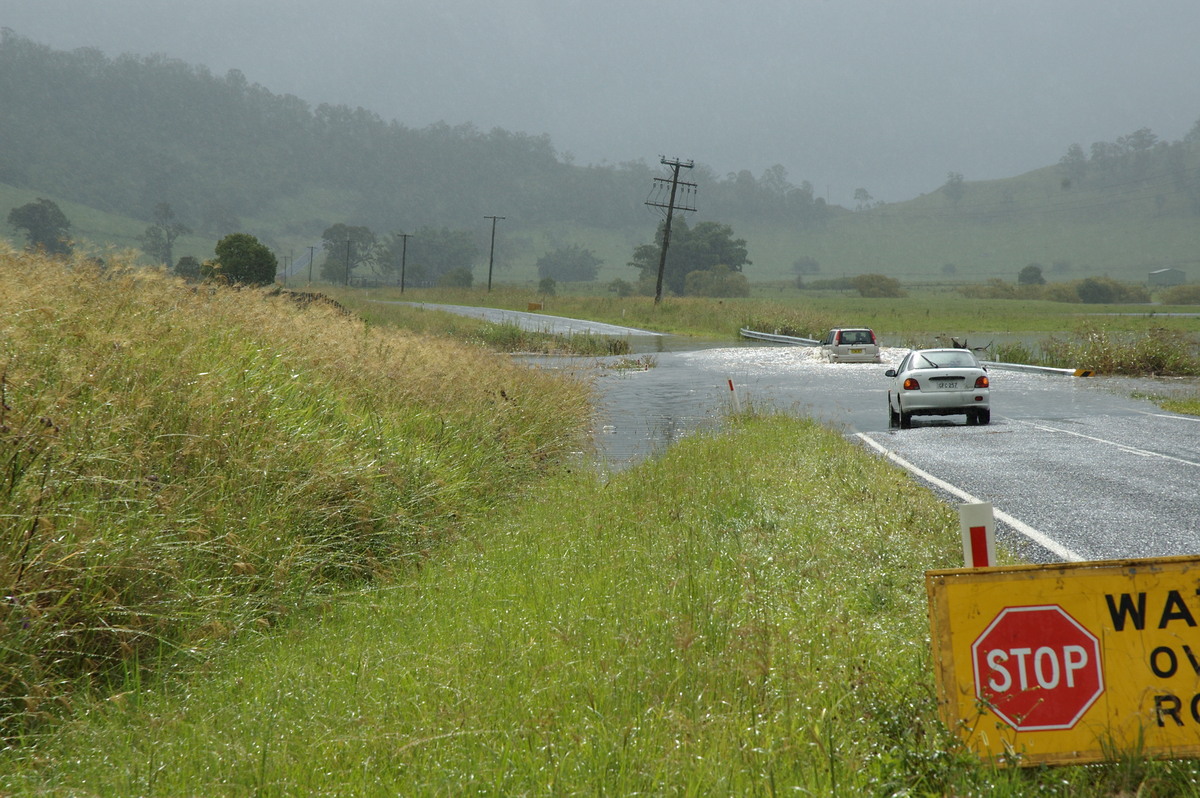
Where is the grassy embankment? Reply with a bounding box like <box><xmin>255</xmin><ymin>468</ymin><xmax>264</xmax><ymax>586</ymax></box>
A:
<box><xmin>0</xmin><ymin>246</ymin><xmax>589</xmax><ymax>734</ymax></box>
<box><xmin>5</xmin><ymin>252</ymin><xmax>1200</xmax><ymax>793</ymax></box>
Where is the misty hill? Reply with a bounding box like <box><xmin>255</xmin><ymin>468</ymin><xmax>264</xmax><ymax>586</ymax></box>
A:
<box><xmin>3</xmin><ymin>30</ymin><xmax>1199</xmax><ymax>286</ymax></box>
<box><xmin>0</xmin><ymin>33</ymin><xmax>831</xmax><ymax>247</ymax></box>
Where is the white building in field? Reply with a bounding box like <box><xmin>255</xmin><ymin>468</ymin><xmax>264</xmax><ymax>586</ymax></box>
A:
<box><xmin>1148</xmin><ymin>268</ymin><xmax>1185</xmax><ymax>287</ymax></box>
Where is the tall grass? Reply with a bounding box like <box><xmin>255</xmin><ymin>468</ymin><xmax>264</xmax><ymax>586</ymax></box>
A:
<box><xmin>0</xmin><ymin>246</ymin><xmax>590</xmax><ymax>735</ymax></box>
<box><xmin>1038</xmin><ymin>324</ymin><xmax>1200</xmax><ymax>376</ymax></box>
<box><xmin>7</xmin><ymin>415</ymin><xmax>1195</xmax><ymax>794</ymax></box>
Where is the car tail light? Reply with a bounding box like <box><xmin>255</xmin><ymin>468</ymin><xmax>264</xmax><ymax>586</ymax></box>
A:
<box><xmin>903</xmin><ymin>378</ymin><xmax>920</xmax><ymax>391</ymax></box>
<box><xmin>975</xmin><ymin>375</ymin><xmax>989</xmax><ymax>388</ymax></box>
<box><xmin>869</xmin><ymin>330</ymin><xmax>877</xmax><ymax>344</ymax></box>
<box><xmin>833</xmin><ymin>331</ymin><xmax>842</xmax><ymax>344</ymax></box>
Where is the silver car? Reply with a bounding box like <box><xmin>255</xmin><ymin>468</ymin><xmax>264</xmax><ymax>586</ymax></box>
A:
<box><xmin>885</xmin><ymin>348</ymin><xmax>991</xmax><ymax>428</ymax></box>
<box><xmin>819</xmin><ymin>327</ymin><xmax>881</xmax><ymax>363</ymax></box>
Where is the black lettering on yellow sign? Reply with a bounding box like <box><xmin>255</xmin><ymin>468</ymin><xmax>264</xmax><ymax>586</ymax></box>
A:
<box><xmin>1155</xmin><ymin>693</ymin><xmax>1200</xmax><ymax>727</ymax></box>
<box><xmin>1149</xmin><ymin>645</ymin><xmax>1200</xmax><ymax>678</ymax></box>
<box><xmin>1105</xmin><ymin>590</ymin><xmax>1200</xmax><ymax>631</ymax></box>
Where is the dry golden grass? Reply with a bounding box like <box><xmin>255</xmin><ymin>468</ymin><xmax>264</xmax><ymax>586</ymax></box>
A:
<box><xmin>0</xmin><ymin>245</ymin><xmax>591</xmax><ymax>734</ymax></box>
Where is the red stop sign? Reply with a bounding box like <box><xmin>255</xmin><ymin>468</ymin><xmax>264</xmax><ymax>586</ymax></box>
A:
<box><xmin>971</xmin><ymin>605</ymin><xmax>1104</xmax><ymax>731</ymax></box>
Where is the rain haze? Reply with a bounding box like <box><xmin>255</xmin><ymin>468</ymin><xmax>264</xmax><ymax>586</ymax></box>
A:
<box><xmin>3</xmin><ymin>0</ymin><xmax>1199</xmax><ymax>203</ymax></box>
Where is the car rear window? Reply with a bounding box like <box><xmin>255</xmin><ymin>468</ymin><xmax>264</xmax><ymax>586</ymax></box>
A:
<box><xmin>838</xmin><ymin>330</ymin><xmax>873</xmax><ymax>345</ymax></box>
<box><xmin>918</xmin><ymin>351</ymin><xmax>977</xmax><ymax>368</ymax></box>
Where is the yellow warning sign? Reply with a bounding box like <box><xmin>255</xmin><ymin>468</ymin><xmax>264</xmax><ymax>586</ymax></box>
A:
<box><xmin>928</xmin><ymin>556</ymin><xmax>1200</xmax><ymax>766</ymax></box>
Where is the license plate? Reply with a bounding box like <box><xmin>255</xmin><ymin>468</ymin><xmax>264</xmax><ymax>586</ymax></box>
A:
<box><xmin>934</xmin><ymin>380</ymin><xmax>963</xmax><ymax>390</ymax></box>
<box><xmin>849</xmin><ymin>348</ymin><xmax>863</xmax><ymax>354</ymax></box>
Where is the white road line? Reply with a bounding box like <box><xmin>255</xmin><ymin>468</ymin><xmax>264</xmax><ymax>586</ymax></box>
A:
<box><xmin>1135</xmin><ymin>409</ymin><xmax>1200</xmax><ymax>423</ymax></box>
<box><xmin>854</xmin><ymin>432</ymin><xmax>1084</xmax><ymax>563</ymax></box>
<box><xmin>1016</xmin><ymin>420</ymin><xmax>1200</xmax><ymax>468</ymax></box>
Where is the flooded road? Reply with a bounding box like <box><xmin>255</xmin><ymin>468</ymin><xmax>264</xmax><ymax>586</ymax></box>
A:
<box><xmin>413</xmin><ymin>304</ymin><xmax>1200</xmax><ymax>563</ymax></box>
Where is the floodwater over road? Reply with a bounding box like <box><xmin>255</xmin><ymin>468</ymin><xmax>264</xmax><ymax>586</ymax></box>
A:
<box><xmin>411</xmin><ymin>304</ymin><xmax>1200</xmax><ymax>562</ymax></box>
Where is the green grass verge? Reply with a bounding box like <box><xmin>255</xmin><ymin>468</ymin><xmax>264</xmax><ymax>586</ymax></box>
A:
<box><xmin>7</xmin><ymin>416</ymin><xmax>1198</xmax><ymax>794</ymax></box>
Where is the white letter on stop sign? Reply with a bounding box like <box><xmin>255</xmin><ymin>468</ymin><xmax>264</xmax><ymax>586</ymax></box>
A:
<box><xmin>986</xmin><ymin>645</ymin><xmax>1089</xmax><ymax>692</ymax></box>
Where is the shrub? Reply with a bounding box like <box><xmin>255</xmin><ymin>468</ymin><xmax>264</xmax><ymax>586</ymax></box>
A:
<box><xmin>536</xmin><ymin>245</ymin><xmax>600</xmax><ymax>282</ymax></box>
<box><xmin>683</xmin><ymin>265</ymin><xmax>750</xmax><ymax>297</ymax></box>
<box><xmin>958</xmin><ymin>279</ymin><xmax>1015</xmax><ymax>299</ymax></box>
<box><xmin>1159</xmin><ymin>284</ymin><xmax>1200</xmax><ymax>305</ymax></box>
<box><xmin>439</xmin><ymin>267</ymin><xmax>474</xmax><ymax>288</ymax></box>
<box><xmin>1041</xmin><ymin>324</ymin><xmax>1200</xmax><ymax>375</ymax></box>
<box><xmin>608</xmin><ymin>278</ymin><xmax>635</xmax><ymax>298</ymax></box>
<box><xmin>1075</xmin><ymin>276</ymin><xmax>1148</xmax><ymax>304</ymax></box>
<box><xmin>204</xmin><ymin>232</ymin><xmax>277</xmax><ymax>286</ymax></box>
<box><xmin>850</xmin><ymin>273</ymin><xmax>905</xmax><ymax>298</ymax></box>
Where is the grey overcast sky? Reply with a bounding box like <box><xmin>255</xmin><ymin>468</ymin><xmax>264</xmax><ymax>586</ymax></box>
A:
<box><xmin>3</xmin><ymin>0</ymin><xmax>1199</xmax><ymax>204</ymax></box>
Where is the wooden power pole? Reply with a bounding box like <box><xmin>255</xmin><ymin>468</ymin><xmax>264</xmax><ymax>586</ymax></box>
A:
<box><xmin>485</xmin><ymin>215</ymin><xmax>505</xmax><ymax>291</ymax></box>
<box><xmin>395</xmin><ymin>232</ymin><xmax>411</xmax><ymax>293</ymax></box>
<box><xmin>645</xmin><ymin>157</ymin><xmax>697</xmax><ymax>304</ymax></box>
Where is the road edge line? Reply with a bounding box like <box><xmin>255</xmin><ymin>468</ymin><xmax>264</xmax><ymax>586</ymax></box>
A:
<box><xmin>854</xmin><ymin>432</ymin><xmax>1084</xmax><ymax>563</ymax></box>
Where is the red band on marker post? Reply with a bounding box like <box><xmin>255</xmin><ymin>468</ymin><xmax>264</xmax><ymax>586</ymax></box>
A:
<box><xmin>970</xmin><ymin>526</ymin><xmax>990</xmax><ymax>568</ymax></box>
<box><xmin>959</xmin><ymin>502</ymin><xmax>996</xmax><ymax>568</ymax></box>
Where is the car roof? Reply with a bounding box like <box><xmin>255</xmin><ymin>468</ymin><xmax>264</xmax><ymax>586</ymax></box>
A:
<box><xmin>910</xmin><ymin>347</ymin><xmax>975</xmax><ymax>354</ymax></box>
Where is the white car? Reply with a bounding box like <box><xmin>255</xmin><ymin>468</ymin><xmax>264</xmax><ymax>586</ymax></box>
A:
<box><xmin>885</xmin><ymin>348</ymin><xmax>990</xmax><ymax>428</ymax></box>
<box><xmin>819</xmin><ymin>327</ymin><xmax>881</xmax><ymax>363</ymax></box>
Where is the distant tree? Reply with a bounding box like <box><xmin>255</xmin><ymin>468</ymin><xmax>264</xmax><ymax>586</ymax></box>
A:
<box><xmin>1018</xmin><ymin>263</ymin><xmax>1046</xmax><ymax>286</ymax></box>
<box><xmin>942</xmin><ymin>172</ymin><xmax>965</xmax><ymax>205</ymax></box>
<box><xmin>1160</xmin><ymin>284</ymin><xmax>1200</xmax><ymax>305</ymax></box>
<box><xmin>850</xmin><ymin>273</ymin><xmax>905</xmax><ymax>298</ymax></box>
<box><xmin>1059</xmin><ymin>143</ymin><xmax>1088</xmax><ymax>188</ymax></box>
<box><xmin>684</xmin><ymin>265</ymin><xmax>750</xmax><ymax>297</ymax></box>
<box><xmin>608</xmin><ymin>278</ymin><xmax>635</xmax><ymax>298</ymax></box>
<box><xmin>1075</xmin><ymin>276</ymin><xmax>1117</xmax><ymax>304</ymax></box>
<box><xmin>8</xmin><ymin>197</ymin><xmax>72</xmax><ymax>256</ymax></box>
<box><xmin>204</xmin><ymin>232</ymin><xmax>277</xmax><ymax>285</ymax></box>
<box><xmin>629</xmin><ymin>220</ymin><xmax>750</xmax><ymax>297</ymax></box>
<box><xmin>792</xmin><ymin>256</ymin><xmax>821</xmax><ymax>276</ymax></box>
<box><xmin>174</xmin><ymin>255</ymin><xmax>202</xmax><ymax>282</ymax></box>
<box><xmin>942</xmin><ymin>263</ymin><xmax>958</xmax><ymax>275</ymax></box>
<box><xmin>1185</xmin><ymin>116</ymin><xmax>1200</xmax><ymax>145</ymax></box>
<box><xmin>319</xmin><ymin>223</ymin><xmax>377</xmax><ymax>284</ymax></box>
<box><xmin>139</xmin><ymin>202</ymin><xmax>190</xmax><ymax>266</ymax></box>
<box><xmin>853</xmin><ymin>187</ymin><xmax>873</xmax><ymax>211</ymax></box>
<box><xmin>1117</xmin><ymin>127</ymin><xmax>1158</xmax><ymax>154</ymax></box>
<box><xmin>538</xmin><ymin>277</ymin><xmax>557</xmax><ymax>296</ymax></box>
<box><xmin>536</xmin><ymin>245</ymin><xmax>601</xmax><ymax>282</ymax></box>
<box><xmin>399</xmin><ymin>226</ymin><xmax>478</xmax><ymax>287</ymax></box>
<box><xmin>439</xmin><ymin>267</ymin><xmax>473</xmax><ymax>288</ymax></box>
<box><xmin>1075</xmin><ymin>276</ymin><xmax>1148</xmax><ymax>304</ymax></box>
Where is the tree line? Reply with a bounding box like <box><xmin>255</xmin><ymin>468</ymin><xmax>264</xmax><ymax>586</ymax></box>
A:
<box><xmin>0</xmin><ymin>31</ymin><xmax>836</xmax><ymax>251</ymax></box>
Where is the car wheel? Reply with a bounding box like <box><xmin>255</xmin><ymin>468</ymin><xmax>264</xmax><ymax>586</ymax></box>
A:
<box><xmin>888</xmin><ymin>393</ymin><xmax>900</xmax><ymax>428</ymax></box>
<box><xmin>966</xmin><ymin>409</ymin><xmax>978</xmax><ymax>426</ymax></box>
<box><xmin>899</xmin><ymin>409</ymin><xmax>913</xmax><ymax>429</ymax></box>
<box><xmin>977</xmin><ymin>408</ymin><xmax>991</xmax><ymax>425</ymax></box>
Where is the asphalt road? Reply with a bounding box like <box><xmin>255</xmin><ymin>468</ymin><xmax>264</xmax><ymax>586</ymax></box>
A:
<box><xmin>408</xmin><ymin>304</ymin><xmax>1200</xmax><ymax>565</ymax></box>
<box><xmin>581</xmin><ymin>342</ymin><xmax>1200</xmax><ymax>566</ymax></box>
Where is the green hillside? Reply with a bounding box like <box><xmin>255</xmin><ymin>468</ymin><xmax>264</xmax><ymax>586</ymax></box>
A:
<box><xmin>3</xmin><ymin>30</ymin><xmax>1198</xmax><ymax>289</ymax></box>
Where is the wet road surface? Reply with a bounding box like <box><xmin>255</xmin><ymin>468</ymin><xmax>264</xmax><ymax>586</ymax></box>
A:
<box><xmin>412</xmin><ymin>304</ymin><xmax>1200</xmax><ymax>565</ymax></box>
